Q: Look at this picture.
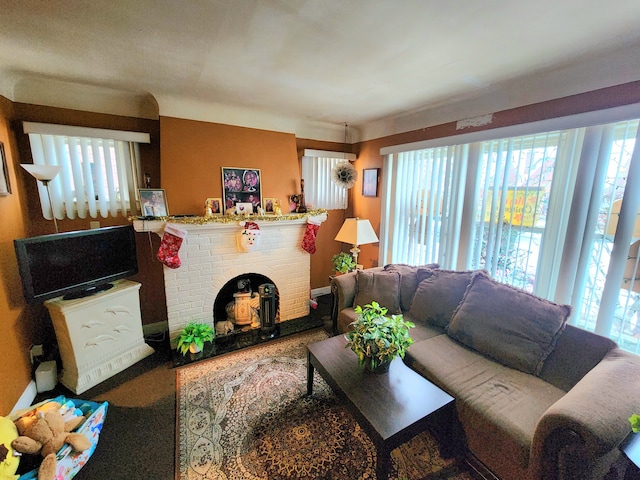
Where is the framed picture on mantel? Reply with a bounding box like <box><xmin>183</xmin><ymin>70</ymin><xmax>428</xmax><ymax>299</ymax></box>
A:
<box><xmin>222</xmin><ymin>167</ymin><xmax>262</xmax><ymax>214</ymax></box>
<box><xmin>139</xmin><ymin>188</ymin><xmax>169</xmax><ymax>217</ymax></box>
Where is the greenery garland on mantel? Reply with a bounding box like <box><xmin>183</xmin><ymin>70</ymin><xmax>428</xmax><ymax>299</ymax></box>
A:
<box><xmin>128</xmin><ymin>208</ymin><xmax>328</xmax><ymax>225</ymax></box>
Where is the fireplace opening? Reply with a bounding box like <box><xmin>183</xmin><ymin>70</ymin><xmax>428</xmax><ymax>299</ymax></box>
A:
<box><xmin>213</xmin><ymin>273</ymin><xmax>280</xmax><ymax>334</ymax></box>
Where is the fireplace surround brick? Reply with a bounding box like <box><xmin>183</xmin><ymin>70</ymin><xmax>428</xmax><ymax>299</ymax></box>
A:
<box><xmin>134</xmin><ymin>215</ymin><xmax>325</xmax><ymax>342</ymax></box>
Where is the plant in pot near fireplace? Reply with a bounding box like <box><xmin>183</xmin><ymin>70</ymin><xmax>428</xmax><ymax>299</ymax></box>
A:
<box><xmin>345</xmin><ymin>301</ymin><xmax>414</xmax><ymax>373</ymax></box>
<box><xmin>332</xmin><ymin>251</ymin><xmax>356</xmax><ymax>274</ymax></box>
<box><xmin>176</xmin><ymin>321</ymin><xmax>215</xmax><ymax>356</ymax></box>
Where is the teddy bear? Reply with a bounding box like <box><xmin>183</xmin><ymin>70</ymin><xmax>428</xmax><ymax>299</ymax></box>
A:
<box><xmin>11</xmin><ymin>402</ymin><xmax>91</xmax><ymax>480</ymax></box>
<box><xmin>0</xmin><ymin>415</ymin><xmax>19</xmax><ymax>480</ymax></box>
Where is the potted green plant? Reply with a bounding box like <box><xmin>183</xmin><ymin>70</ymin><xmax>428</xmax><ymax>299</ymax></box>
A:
<box><xmin>345</xmin><ymin>301</ymin><xmax>415</xmax><ymax>373</ymax></box>
<box><xmin>332</xmin><ymin>251</ymin><xmax>356</xmax><ymax>274</ymax></box>
<box><xmin>630</xmin><ymin>414</ymin><xmax>640</xmax><ymax>433</ymax></box>
<box><xmin>176</xmin><ymin>321</ymin><xmax>215</xmax><ymax>355</ymax></box>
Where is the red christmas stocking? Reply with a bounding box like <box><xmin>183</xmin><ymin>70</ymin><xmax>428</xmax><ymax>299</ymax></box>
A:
<box><xmin>301</xmin><ymin>219</ymin><xmax>320</xmax><ymax>254</ymax></box>
<box><xmin>157</xmin><ymin>224</ymin><xmax>187</xmax><ymax>268</ymax></box>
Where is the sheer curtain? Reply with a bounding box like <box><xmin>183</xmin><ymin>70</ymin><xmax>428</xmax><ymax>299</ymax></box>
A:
<box><xmin>23</xmin><ymin>122</ymin><xmax>149</xmax><ymax>219</ymax></box>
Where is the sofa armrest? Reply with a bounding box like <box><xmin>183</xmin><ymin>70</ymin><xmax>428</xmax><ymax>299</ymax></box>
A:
<box><xmin>530</xmin><ymin>348</ymin><xmax>640</xmax><ymax>479</ymax></box>
<box><xmin>330</xmin><ymin>272</ymin><xmax>358</xmax><ymax>333</ymax></box>
<box><xmin>331</xmin><ymin>272</ymin><xmax>358</xmax><ymax>310</ymax></box>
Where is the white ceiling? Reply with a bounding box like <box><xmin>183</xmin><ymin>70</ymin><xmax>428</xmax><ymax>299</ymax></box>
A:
<box><xmin>2</xmin><ymin>0</ymin><xmax>640</xmax><ymax>142</ymax></box>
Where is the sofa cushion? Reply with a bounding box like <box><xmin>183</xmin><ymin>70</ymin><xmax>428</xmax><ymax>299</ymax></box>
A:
<box><xmin>384</xmin><ymin>263</ymin><xmax>439</xmax><ymax>311</ymax></box>
<box><xmin>447</xmin><ymin>271</ymin><xmax>571</xmax><ymax>375</ymax></box>
<box><xmin>405</xmin><ymin>335</ymin><xmax>565</xmax><ymax>471</ymax></box>
<box><xmin>408</xmin><ymin>269</ymin><xmax>478</xmax><ymax>328</ymax></box>
<box><xmin>538</xmin><ymin>324</ymin><xmax>616</xmax><ymax>391</ymax></box>
<box><xmin>353</xmin><ymin>270</ymin><xmax>402</xmax><ymax>314</ymax></box>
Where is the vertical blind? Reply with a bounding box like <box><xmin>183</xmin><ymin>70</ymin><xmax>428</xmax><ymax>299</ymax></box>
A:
<box><xmin>301</xmin><ymin>150</ymin><xmax>355</xmax><ymax>210</ymax></box>
<box><xmin>379</xmin><ymin>146</ymin><xmax>465</xmax><ymax>269</ymax></box>
<box><xmin>23</xmin><ymin>122</ymin><xmax>149</xmax><ymax>219</ymax></box>
<box><xmin>380</xmin><ymin>114</ymin><xmax>640</xmax><ymax>353</ymax></box>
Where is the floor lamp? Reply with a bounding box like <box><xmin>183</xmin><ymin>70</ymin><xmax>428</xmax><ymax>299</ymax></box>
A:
<box><xmin>21</xmin><ymin>164</ymin><xmax>62</xmax><ymax>233</ymax></box>
<box><xmin>334</xmin><ymin>218</ymin><xmax>379</xmax><ymax>269</ymax></box>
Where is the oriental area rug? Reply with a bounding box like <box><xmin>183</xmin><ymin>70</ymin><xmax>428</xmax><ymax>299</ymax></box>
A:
<box><xmin>176</xmin><ymin>328</ymin><xmax>477</xmax><ymax>480</ymax></box>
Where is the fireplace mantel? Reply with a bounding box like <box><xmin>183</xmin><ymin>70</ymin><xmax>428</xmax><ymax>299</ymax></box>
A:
<box><xmin>133</xmin><ymin>211</ymin><xmax>327</xmax><ymax>236</ymax></box>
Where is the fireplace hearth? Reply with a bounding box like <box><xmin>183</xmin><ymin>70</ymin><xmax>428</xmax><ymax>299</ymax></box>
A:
<box><xmin>171</xmin><ymin>292</ymin><xmax>331</xmax><ymax>367</ymax></box>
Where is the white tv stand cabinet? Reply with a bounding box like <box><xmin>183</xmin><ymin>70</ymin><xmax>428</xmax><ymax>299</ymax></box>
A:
<box><xmin>44</xmin><ymin>279</ymin><xmax>154</xmax><ymax>394</ymax></box>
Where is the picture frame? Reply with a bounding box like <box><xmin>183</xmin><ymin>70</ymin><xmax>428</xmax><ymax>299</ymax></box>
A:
<box><xmin>289</xmin><ymin>194</ymin><xmax>299</xmax><ymax>213</ymax></box>
<box><xmin>222</xmin><ymin>167</ymin><xmax>262</xmax><ymax>214</ymax></box>
<box><xmin>139</xmin><ymin>188</ymin><xmax>169</xmax><ymax>217</ymax></box>
<box><xmin>362</xmin><ymin>168</ymin><xmax>379</xmax><ymax>197</ymax></box>
<box><xmin>205</xmin><ymin>197</ymin><xmax>222</xmax><ymax>216</ymax></box>
<box><xmin>0</xmin><ymin>142</ymin><xmax>10</xmax><ymax>196</ymax></box>
<box><xmin>235</xmin><ymin>202</ymin><xmax>253</xmax><ymax>215</ymax></box>
<box><xmin>263</xmin><ymin>197</ymin><xmax>276</xmax><ymax>214</ymax></box>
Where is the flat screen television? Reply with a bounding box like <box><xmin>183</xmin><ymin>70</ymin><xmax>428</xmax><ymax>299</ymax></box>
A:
<box><xmin>14</xmin><ymin>225</ymin><xmax>139</xmax><ymax>304</ymax></box>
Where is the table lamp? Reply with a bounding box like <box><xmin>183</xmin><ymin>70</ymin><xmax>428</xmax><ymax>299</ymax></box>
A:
<box><xmin>21</xmin><ymin>164</ymin><xmax>62</xmax><ymax>233</ymax></box>
<box><xmin>334</xmin><ymin>218</ymin><xmax>379</xmax><ymax>268</ymax></box>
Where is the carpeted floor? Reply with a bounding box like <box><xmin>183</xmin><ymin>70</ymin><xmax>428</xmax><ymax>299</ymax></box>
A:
<box><xmin>176</xmin><ymin>329</ymin><xmax>478</xmax><ymax>480</ymax></box>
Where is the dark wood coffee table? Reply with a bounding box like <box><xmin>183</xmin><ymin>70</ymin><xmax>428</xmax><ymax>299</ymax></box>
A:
<box><xmin>307</xmin><ymin>335</ymin><xmax>455</xmax><ymax>479</ymax></box>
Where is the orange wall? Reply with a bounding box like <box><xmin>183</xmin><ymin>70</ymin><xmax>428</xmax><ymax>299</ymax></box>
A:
<box><xmin>159</xmin><ymin>117</ymin><xmax>352</xmax><ymax>288</ymax></box>
<box><xmin>0</xmin><ymin>96</ymin><xmax>33</xmax><ymax>415</ymax></box>
<box><xmin>351</xmin><ymin>81</ymin><xmax>640</xmax><ymax>269</ymax></box>
<box><xmin>160</xmin><ymin>117</ymin><xmax>302</xmax><ymax>215</ymax></box>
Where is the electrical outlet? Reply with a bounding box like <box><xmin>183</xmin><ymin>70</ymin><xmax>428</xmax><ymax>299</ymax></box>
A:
<box><xmin>30</xmin><ymin>344</ymin><xmax>44</xmax><ymax>364</ymax></box>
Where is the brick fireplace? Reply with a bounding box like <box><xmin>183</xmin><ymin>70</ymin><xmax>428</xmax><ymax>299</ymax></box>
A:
<box><xmin>133</xmin><ymin>214</ymin><xmax>326</xmax><ymax>342</ymax></box>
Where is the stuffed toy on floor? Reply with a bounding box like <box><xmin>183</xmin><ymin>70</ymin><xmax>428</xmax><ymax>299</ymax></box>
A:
<box><xmin>11</xmin><ymin>402</ymin><xmax>91</xmax><ymax>480</ymax></box>
<box><xmin>0</xmin><ymin>415</ymin><xmax>19</xmax><ymax>480</ymax></box>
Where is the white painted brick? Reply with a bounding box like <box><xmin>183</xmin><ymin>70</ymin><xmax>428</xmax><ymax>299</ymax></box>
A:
<box><xmin>158</xmin><ymin>220</ymin><xmax>315</xmax><ymax>341</ymax></box>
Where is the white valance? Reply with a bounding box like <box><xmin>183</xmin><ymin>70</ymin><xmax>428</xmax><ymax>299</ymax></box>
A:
<box><xmin>23</xmin><ymin>121</ymin><xmax>150</xmax><ymax>144</ymax></box>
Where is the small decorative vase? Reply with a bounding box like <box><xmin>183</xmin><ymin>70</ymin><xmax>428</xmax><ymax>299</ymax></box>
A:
<box><xmin>365</xmin><ymin>358</ymin><xmax>391</xmax><ymax>374</ymax></box>
<box><xmin>189</xmin><ymin>343</ymin><xmax>202</xmax><ymax>354</ymax></box>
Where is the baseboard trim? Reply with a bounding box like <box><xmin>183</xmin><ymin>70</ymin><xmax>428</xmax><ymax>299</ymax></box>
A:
<box><xmin>312</xmin><ymin>286</ymin><xmax>331</xmax><ymax>296</ymax></box>
<box><xmin>11</xmin><ymin>379</ymin><xmax>37</xmax><ymax>416</ymax></box>
<box><xmin>143</xmin><ymin>321</ymin><xmax>168</xmax><ymax>337</ymax></box>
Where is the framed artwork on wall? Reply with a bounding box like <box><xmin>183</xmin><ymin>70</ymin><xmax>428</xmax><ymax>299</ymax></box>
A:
<box><xmin>0</xmin><ymin>142</ymin><xmax>10</xmax><ymax>196</ymax></box>
<box><xmin>222</xmin><ymin>167</ymin><xmax>262</xmax><ymax>214</ymax></box>
<box><xmin>362</xmin><ymin>168</ymin><xmax>379</xmax><ymax>197</ymax></box>
<box><xmin>139</xmin><ymin>188</ymin><xmax>169</xmax><ymax>217</ymax></box>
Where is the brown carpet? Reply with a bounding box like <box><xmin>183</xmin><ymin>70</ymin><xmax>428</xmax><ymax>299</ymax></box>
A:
<box><xmin>176</xmin><ymin>329</ymin><xmax>477</xmax><ymax>480</ymax></box>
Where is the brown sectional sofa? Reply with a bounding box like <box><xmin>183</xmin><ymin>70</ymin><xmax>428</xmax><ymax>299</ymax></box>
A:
<box><xmin>331</xmin><ymin>264</ymin><xmax>640</xmax><ymax>480</ymax></box>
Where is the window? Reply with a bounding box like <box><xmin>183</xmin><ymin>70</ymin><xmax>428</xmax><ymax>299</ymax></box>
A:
<box><xmin>23</xmin><ymin>122</ymin><xmax>150</xmax><ymax>219</ymax></box>
<box><xmin>301</xmin><ymin>149</ymin><xmax>356</xmax><ymax>210</ymax></box>
<box><xmin>380</xmin><ymin>107</ymin><xmax>640</xmax><ymax>352</ymax></box>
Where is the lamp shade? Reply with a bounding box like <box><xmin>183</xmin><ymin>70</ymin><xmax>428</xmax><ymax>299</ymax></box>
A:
<box><xmin>334</xmin><ymin>218</ymin><xmax>379</xmax><ymax>246</ymax></box>
<box><xmin>21</xmin><ymin>164</ymin><xmax>61</xmax><ymax>182</ymax></box>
